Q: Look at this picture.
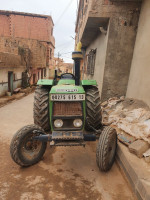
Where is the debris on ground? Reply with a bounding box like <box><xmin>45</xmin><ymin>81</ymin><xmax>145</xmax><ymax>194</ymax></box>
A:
<box><xmin>0</xmin><ymin>86</ymin><xmax>35</xmax><ymax>107</ymax></box>
<box><xmin>13</xmin><ymin>88</ymin><xmax>21</xmax><ymax>93</ymax></box>
<box><xmin>128</xmin><ymin>139</ymin><xmax>149</xmax><ymax>158</ymax></box>
<box><xmin>101</xmin><ymin>97</ymin><xmax>150</xmax><ymax>162</ymax></box>
<box><xmin>143</xmin><ymin>149</ymin><xmax>150</xmax><ymax>163</ymax></box>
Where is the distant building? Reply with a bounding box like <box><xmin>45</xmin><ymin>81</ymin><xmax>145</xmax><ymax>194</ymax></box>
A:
<box><xmin>75</xmin><ymin>0</ymin><xmax>141</xmax><ymax>102</ymax></box>
<box><xmin>52</xmin><ymin>57</ymin><xmax>73</xmax><ymax>77</ymax></box>
<box><xmin>0</xmin><ymin>10</ymin><xmax>55</xmax><ymax>96</ymax></box>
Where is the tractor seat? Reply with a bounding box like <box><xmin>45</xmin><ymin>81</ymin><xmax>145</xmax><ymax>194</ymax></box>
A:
<box><xmin>60</xmin><ymin>73</ymin><xmax>75</xmax><ymax>80</ymax></box>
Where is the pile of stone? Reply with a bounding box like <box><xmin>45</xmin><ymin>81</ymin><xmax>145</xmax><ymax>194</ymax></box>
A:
<box><xmin>101</xmin><ymin>97</ymin><xmax>150</xmax><ymax>163</ymax></box>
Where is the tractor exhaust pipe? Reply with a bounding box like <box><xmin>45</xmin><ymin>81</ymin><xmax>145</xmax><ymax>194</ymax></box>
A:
<box><xmin>72</xmin><ymin>42</ymin><xmax>83</xmax><ymax>86</ymax></box>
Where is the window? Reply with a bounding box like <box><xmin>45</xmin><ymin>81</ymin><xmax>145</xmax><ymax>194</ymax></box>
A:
<box><xmin>87</xmin><ymin>49</ymin><xmax>96</xmax><ymax>75</ymax></box>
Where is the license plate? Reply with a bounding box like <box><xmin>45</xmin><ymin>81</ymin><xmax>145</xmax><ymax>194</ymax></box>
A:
<box><xmin>51</xmin><ymin>94</ymin><xmax>85</xmax><ymax>101</ymax></box>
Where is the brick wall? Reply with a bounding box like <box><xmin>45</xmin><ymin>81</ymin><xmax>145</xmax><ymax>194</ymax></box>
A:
<box><xmin>0</xmin><ymin>11</ymin><xmax>54</xmax><ymax>43</ymax></box>
<box><xmin>0</xmin><ymin>10</ymin><xmax>55</xmax><ymax>92</ymax></box>
<box><xmin>0</xmin><ymin>52</ymin><xmax>21</xmax><ymax>68</ymax></box>
<box><xmin>0</xmin><ymin>15</ymin><xmax>10</xmax><ymax>37</ymax></box>
<box><xmin>10</xmin><ymin>15</ymin><xmax>52</xmax><ymax>42</ymax></box>
<box><xmin>0</xmin><ymin>36</ymin><xmax>47</xmax><ymax>69</ymax></box>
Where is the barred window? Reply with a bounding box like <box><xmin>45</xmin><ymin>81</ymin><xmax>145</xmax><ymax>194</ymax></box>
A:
<box><xmin>87</xmin><ymin>49</ymin><xmax>96</xmax><ymax>75</ymax></box>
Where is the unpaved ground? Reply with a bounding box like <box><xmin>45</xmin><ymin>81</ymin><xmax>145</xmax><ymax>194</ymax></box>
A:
<box><xmin>0</xmin><ymin>94</ymin><xmax>136</xmax><ymax>200</ymax></box>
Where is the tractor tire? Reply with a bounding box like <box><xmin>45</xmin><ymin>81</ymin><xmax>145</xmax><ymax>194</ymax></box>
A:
<box><xmin>10</xmin><ymin>124</ymin><xmax>47</xmax><ymax>167</ymax></box>
<box><xmin>34</xmin><ymin>86</ymin><xmax>50</xmax><ymax>131</ymax></box>
<box><xmin>85</xmin><ymin>86</ymin><xmax>102</xmax><ymax>131</ymax></box>
<box><xmin>96</xmin><ymin>126</ymin><xmax>117</xmax><ymax>172</ymax></box>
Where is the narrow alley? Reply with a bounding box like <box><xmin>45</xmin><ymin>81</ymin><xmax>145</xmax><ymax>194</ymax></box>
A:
<box><xmin>0</xmin><ymin>94</ymin><xmax>136</xmax><ymax>200</ymax></box>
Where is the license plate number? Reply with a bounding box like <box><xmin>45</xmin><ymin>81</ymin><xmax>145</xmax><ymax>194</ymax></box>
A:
<box><xmin>51</xmin><ymin>94</ymin><xmax>85</xmax><ymax>101</ymax></box>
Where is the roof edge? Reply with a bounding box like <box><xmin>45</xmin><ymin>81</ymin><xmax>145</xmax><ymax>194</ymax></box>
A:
<box><xmin>0</xmin><ymin>10</ymin><xmax>54</xmax><ymax>25</ymax></box>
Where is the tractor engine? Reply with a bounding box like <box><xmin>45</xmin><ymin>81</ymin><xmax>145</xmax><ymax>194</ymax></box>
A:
<box><xmin>49</xmin><ymin>82</ymin><xmax>86</xmax><ymax>135</ymax></box>
<box><xmin>52</xmin><ymin>101</ymin><xmax>83</xmax><ymax>131</ymax></box>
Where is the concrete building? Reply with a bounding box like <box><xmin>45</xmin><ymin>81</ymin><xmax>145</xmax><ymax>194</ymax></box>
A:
<box><xmin>75</xmin><ymin>0</ymin><xmax>141</xmax><ymax>102</ymax></box>
<box><xmin>126</xmin><ymin>0</ymin><xmax>150</xmax><ymax>107</ymax></box>
<box><xmin>51</xmin><ymin>57</ymin><xmax>73</xmax><ymax>77</ymax></box>
<box><xmin>0</xmin><ymin>10</ymin><xmax>55</xmax><ymax>96</ymax></box>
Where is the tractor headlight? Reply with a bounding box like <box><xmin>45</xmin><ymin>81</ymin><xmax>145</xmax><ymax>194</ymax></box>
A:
<box><xmin>54</xmin><ymin>119</ymin><xmax>63</xmax><ymax>128</ymax></box>
<box><xmin>73</xmin><ymin>119</ymin><xmax>83</xmax><ymax>128</ymax></box>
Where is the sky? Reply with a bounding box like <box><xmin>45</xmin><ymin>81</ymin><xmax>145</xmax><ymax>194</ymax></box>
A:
<box><xmin>0</xmin><ymin>0</ymin><xmax>78</xmax><ymax>63</ymax></box>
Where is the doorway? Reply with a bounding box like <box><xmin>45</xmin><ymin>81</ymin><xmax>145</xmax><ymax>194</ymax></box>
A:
<box><xmin>41</xmin><ymin>69</ymin><xmax>43</xmax><ymax>79</ymax></box>
<box><xmin>33</xmin><ymin>74</ymin><xmax>36</xmax><ymax>84</ymax></box>
<box><xmin>8</xmin><ymin>71</ymin><xmax>13</xmax><ymax>94</ymax></box>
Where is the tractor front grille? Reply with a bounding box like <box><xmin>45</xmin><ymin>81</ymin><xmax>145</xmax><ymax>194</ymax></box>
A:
<box><xmin>53</xmin><ymin>102</ymin><xmax>82</xmax><ymax>117</ymax></box>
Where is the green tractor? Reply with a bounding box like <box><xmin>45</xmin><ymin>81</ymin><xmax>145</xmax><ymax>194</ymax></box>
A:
<box><xmin>10</xmin><ymin>48</ymin><xmax>117</xmax><ymax>172</ymax></box>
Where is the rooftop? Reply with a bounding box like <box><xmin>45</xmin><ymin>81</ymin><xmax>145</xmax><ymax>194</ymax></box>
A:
<box><xmin>0</xmin><ymin>10</ymin><xmax>54</xmax><ymax>25</ymax></box>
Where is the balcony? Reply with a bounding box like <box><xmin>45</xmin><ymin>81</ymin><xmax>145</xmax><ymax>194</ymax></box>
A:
<box><xmin>81</xmin><ymin>17</ymin><xmax>109</xmax><ymax>48</ymax></box>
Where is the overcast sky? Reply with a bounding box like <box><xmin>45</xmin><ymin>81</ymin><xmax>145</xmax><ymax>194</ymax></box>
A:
<box><xmin>0</xmin><ymin>0</ymin><xmax>78</xmax><ymax>63</ymax></box>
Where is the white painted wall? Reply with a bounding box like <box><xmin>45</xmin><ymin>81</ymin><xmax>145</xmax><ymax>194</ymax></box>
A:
<box><xmin>84</xmin><ymin>24</ymin><xmax>109</xmax><ymax>97</ymax></box>
<box><xmin>126</xmin><ymin>0</ymin><xmax>150</xmax><ymax>107</ymax></box>
<box><xmin>0</xmin><ymin>67</ymin><xmax>24</xmax><ymax>96</ymax></box>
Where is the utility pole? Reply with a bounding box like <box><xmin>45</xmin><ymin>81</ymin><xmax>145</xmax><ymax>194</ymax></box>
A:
<box><xmin>57</xmin><ymin>52</ymin><xmax>61</xmax><ymax>73</ymax></box>
<box><xmin>57</xmin><ymin>52</ymin><xmax>61</xmax><ymax>68</ymax></box>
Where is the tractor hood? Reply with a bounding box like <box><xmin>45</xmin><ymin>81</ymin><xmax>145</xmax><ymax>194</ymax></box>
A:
<box><xmin>50</xmin><ymin>84</ymin><xmax>85</xmax><ymax>94</ymax></box>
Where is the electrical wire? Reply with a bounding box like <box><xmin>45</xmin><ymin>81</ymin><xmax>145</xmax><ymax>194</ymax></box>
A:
<box><xmin>55</xmin><ymin>51</ymin><xmax>72</xmax><ymax>58</ymax></box>
<box><xmin>55</xmin><ymin>0</ymin><xmax>75</xmax><ymax>26</ymax></box>
<box><xmin>56</xmin><ymin>40</ymin><xmax>74</xmax><ymax>49</ymax></box>
<box><xmin>61</xmin><ymin>55</ymin><xmax>72</xmax><ymax>59</ymax></box>
<box><xmin>60</xmin><ymin>51</ymin><xmax>72</xmax><ymax>55</ymax></box>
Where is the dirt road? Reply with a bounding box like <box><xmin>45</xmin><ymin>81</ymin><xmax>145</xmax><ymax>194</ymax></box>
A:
<box><xmin>0</xmin><ymin>94</ymin><xmax>136</xmax><ymax>200</ymax></box>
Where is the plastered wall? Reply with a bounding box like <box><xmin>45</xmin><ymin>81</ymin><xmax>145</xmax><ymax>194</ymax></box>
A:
<box><xmin>84</xmin><ymin>24</ymin><xmax>109</xmax><ymax>97</ymax></box>
<box><xmin>126</xmin><ymin>0</ymin><xmax>150</xmax><ymax>107</ymax></box>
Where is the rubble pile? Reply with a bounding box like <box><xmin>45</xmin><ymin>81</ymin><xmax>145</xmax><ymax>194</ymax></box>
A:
<box><xmin>101</xmin><ymin>97</ymin><xmax>150</xmax><ymax>162</ymax></box>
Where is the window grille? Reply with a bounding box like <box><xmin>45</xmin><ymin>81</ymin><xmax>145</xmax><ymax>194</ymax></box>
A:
<box><xmin>87</xmin><ymin>49</ymin><xmax>96</xmax><ymax>75</ymax></box>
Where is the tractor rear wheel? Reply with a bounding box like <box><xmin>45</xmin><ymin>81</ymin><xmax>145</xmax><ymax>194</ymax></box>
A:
<box><xmin>10</xmin><ymin>124</ymin><xmax>47</xmax><ymax>167</ymax></box>
<box><xmin>85</xmin><ymin>86</ymin><xmax>102</xmax><ymax>130</ymax></box>
<box><xmin>96</xmin><ymin>126</ymin><xmax>117</xmax><ymax>172</ymax></box>
<box><xmin>34</xmin><ymin>86</ymin><xmax>50</xmax><ymax>131</ymax></box>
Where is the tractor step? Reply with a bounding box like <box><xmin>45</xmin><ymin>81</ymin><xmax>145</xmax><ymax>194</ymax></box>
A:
<box><xmin>50</xmin><ymin>141</ymin><xmax>85</xmax><ymax>147</ymax></box>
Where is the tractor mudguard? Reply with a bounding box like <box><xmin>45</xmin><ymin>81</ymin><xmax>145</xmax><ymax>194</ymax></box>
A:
<box><xmin>81</xmin><ymin>80</ymin><xmax>97</xmax><ymax>86</ymax></box>
<box><xmin>37</xmin><ymin>79</ymin><xmax>54</xmax><ymax>86</ymax></box>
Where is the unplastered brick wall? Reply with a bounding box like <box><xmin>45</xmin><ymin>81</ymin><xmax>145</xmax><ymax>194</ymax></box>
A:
<box><xmin>10</xmin><ymin>15</ymin><xmax>52</xmax><ymax>42</ymax></box>
<box><xmin>0</xmin><ymin>15</ymin><xmax>10</xmax><ymax>37</ymax></box>
<box><xmin>0</xmin><ymin>52</ymin><xmax>22</xmax><ymax>68</ymax></box>
<box><xmin>0</xmin><ymin>37</ymin><xmax>18</xmax><ymax>55</ymax></box>
<box><xmin>0</xmin><ymin>37</ymin><xmax>47</xmax><ymax>69</ymax></box>
<box><xmin>103</xmin><ymin>0</ymin><xmax>113</xmax><ymax>5</ymax></box>
<box><xmin>0</xmin><ymin>11</ymin><xmax>54</xmax><ymax>43</ymax></box>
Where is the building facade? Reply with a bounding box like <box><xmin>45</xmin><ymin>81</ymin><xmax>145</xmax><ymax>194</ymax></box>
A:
<box><xmin>53</xmin><ymin>57</ymin><xmax>73</xmax><ymax>76</ymax></box>
<box><xmin>0</xmin><ymin>10</ymin><xmax>55</xmax><ymax>96</ymax></box>
<box><xmin>75</xmin><ymin>0</ymin><xmax>141</xmax><ymax>102</ymax></box>
<box><xmin>126</xmin><ymin>0</ymin><xmax>150</xmax><ymax>107</ymax></box>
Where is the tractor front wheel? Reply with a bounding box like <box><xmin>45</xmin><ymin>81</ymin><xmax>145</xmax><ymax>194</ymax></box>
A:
<box><xmin>96</xmin><ymin>126</ymin><xmax>117</xmax><ymax>172</ymax></box>
<box><xmin>10</xmin><ymin>124</ymin><xmax>47</xmax><ymax>167</ymax></box>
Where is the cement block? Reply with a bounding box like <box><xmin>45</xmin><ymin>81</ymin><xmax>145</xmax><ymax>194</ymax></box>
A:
<box><xmin>143</xmin><ymin>149</ymin><xmax>150</xmax><ymax>163</ymax></box>
<box><xmin>144</xmin><ymin>157</ymin><xmax>150</xmax><ymax>163</ymax></box>
<box><xmin>118</xmin><ymin>133</ymin><xmax>136</xmax><ymax>146</ymax></box>
<box><xmin>129</xmin><ymin>140</ymin><xmax>150</xmax><ymax>158</ymax></box>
